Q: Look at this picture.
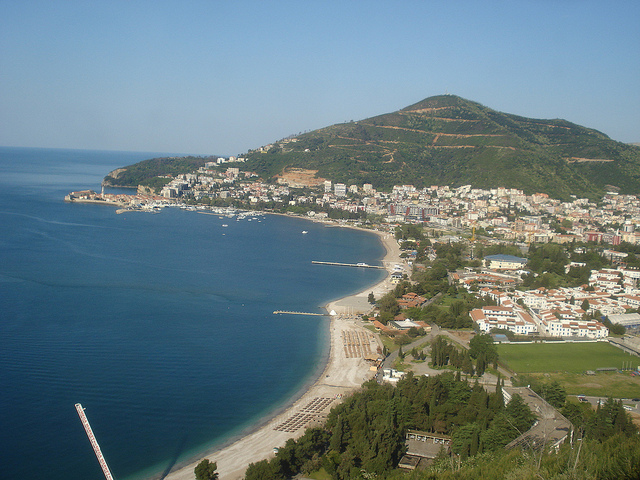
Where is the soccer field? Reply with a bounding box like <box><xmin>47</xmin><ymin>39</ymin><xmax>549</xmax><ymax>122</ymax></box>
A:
<box><xmin>497</xmin><ymin>341</ymin><xmax>637</xmax><ymax>374</ymax></box>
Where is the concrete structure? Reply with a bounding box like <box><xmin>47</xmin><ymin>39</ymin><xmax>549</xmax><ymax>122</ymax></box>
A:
<box><xmin>381</xmin><ymin>368</ymin><xmax>404</xmax><ymax>384</ymax></box>
<box><xmin>503</xmin><ymin>387</ymin><xmax>572</xmax><ymax>452</ymax></box>
<box><xmin>399</xmin><ymin>431</ymin><xmax>451</xmax><ymax>470</ymax></box>
<box><xmin>484</xmin><ymin>254</ymin><xmax>528</xmax><ymax>270</ymax></box>
<box><xmin>608</xmin><ymin>313</ymin><xmax>640</xmax><ymax>329</ymax></box>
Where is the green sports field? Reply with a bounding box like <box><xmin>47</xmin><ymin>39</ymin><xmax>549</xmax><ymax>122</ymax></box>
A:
<box><xmin>497</xmin><ymin>342</ymin><xmax>640</xmax><ymax>398</ymax></box>
<box><xmin>497</xmin><ymin>341</ymin><xmax>637</xmax><ymax>374</ymax></box>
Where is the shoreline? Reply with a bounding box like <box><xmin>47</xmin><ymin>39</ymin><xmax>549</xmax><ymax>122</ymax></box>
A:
<box><xmin>159</xmin><ymin>227</ymin><xmax>402</xmax><ymax>480</ymax></box>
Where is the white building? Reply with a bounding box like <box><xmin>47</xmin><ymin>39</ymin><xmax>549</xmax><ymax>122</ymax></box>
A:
<box><xmin>334</xmin><ymin>183</ymin><xmax>347</xmax><ymax>197</ymax></box>
<box><xmin>534</xmin><ymin>309</ymin><xmax>608</xmax><ymax>339</ymax></box>
<box><xmin>469</xmin><ymin>306</ymin><xmax>538</xmax><ymax>336</ymax></box>
<box><xmin>484</xmin><ymin>254</ymin><xmax>528</xmax><ymax>270</ymax></box>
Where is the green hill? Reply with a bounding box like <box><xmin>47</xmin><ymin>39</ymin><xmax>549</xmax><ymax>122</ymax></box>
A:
<box><xmin>244</xmin><ymin>95</ymin><xmax>640</xmax><ymax>200</ymax></box>
<box><xmin>102</xmin><ymin>155</ymin><xmax>215</xmax><ymax>189</ymax></box>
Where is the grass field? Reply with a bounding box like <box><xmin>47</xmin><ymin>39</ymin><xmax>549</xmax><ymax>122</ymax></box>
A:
<box><xmin>539</xmin><ymin>372</ymin><xmax>640</xmax><ymax>398</ymax></box>
<box><xmin>497</xmin><ymin>341</ymin><xmax>637</xmax><ymax>374</ymax></box>
<box><xmin>497</xmin><ymin>341</ymin><xmax>640</xmax><ymax>398</ymax></box>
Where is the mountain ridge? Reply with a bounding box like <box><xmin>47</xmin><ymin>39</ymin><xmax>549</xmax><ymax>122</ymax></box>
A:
<box><xmin>244</xmin><ymin>95</ymin><xmax>640</xmax><ymax>200</ymax></box>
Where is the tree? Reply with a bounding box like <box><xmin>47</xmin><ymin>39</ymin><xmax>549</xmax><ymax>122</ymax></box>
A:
<box><xmin>469</xmin><ymin>334</ymin><xmax>498</xmax><ymax>366</ymax></box>
<box><xmin>451</xmin><ymin>423</ymin><xmax>481</xmax><ymax>459</ymax></box>
<box><xmin>505</xmin><ymin>394</ymin><xmax>536</xmax><ymax>434</ymax></box>
<box><xmin>244</xmin><ymin>459</ymin><xmax>279</xmax><ymax>480</ymax></box>
<box><xmin>541</xmin><ymin>381</ymin><xmax>566</xmax><ymax>409</ymax></box>
<box><xmin>377</xmin><ymin>293</ymin><xmax>399</xmax><ymax>317</ymax></box>
<box><xmin>367</xmin><ymin>292</ymin><xmax>376</xmax><ymax>304</ymax></box>
<box><xmin>195</xmin><ymin>459</ymin><xmax>218</xmax><ymax>480</ymax></box>
<box><xmin>581</xmin><ymin>299</ymin><xmax>590</xmax><ymax>312</ymax></box>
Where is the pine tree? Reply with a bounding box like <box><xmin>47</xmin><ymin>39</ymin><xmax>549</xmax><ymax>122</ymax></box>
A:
<box><xmin>195</xmin><ymin>459</ymin><xmax>219</xmax><ymax>480</ymax></box>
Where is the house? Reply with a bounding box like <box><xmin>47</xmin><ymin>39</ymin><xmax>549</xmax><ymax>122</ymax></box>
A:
<box><xmin>372</xmin><ymin>320</ymin><xmax>395</xmax><ymax>334</ymax></box>
<box><xmin>398</xmin><ymin>292</ymin><xmax>427</xmax><ymax>309</ymax></box>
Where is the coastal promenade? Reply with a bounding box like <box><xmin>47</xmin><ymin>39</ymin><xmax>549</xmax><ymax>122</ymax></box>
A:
<box><xmin>161</xmin><ymin>229</ymin><xmax>402</xmax><ymax>480</ymax></box>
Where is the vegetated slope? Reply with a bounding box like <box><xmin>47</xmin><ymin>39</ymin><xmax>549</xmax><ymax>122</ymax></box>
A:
<box><xmin>103</xmin><ymin>156</ymin><xmax>215</xmax><ymax>189</ymax></box>
<box><xmin>245</xmin><ymin>95</ymin><xmax>640</xmax><ymax>200</ymax></box>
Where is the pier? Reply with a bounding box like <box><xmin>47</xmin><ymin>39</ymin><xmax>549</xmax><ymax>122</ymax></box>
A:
<box><xmin>273</xmin><ymin>311</ymin><xmax>327</xmax><ymax>316</ymax></box>
<box><xmin>312</xmin><ymin>261</ymin><xmax>385</xmax><ymax>269</ymax></box>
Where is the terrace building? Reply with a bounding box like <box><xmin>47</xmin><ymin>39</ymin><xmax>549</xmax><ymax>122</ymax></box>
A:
<box><xmin>470</xmin><ymin>306</ymin><xmax>538</xmax><ymax>336</ymax></box>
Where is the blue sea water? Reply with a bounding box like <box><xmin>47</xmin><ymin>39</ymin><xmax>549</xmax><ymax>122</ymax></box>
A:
<box><xmin>0</xmin><ymin>147</ymin><xmax>385</xmax><ymax>480</ymax></box>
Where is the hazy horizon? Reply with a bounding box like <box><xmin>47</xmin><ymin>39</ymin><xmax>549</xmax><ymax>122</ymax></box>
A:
<box><xmin>1</xmin><ymin>1</ymin><xmax>638</xmax><ymax>155</ymax></box>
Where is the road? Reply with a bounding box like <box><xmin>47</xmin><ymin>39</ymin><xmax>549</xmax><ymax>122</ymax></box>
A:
<box><xmin>377</xmin><ymin>324</ymin><xmax>441</xmax><ymax>382</ymax></box>
<box><xmin>573</xmin><ymin>394</ymin><xmax>640</xmax><ymax>411</ymax></box>
<box><xmin>376</xmin><ymin>325</ymin><xmax>511</xmax><ymax>387</ymax></box>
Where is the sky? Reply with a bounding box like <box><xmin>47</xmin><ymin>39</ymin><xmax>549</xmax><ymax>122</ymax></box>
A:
<box><xmin>1</xmin><ymin>0</ymin><xmax>638</xmax><ymax>156</ymax></box>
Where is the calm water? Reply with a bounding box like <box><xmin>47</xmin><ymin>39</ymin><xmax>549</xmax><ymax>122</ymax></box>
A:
<box><xmin>0</xmin><ymin>147</ymin><xmax>385</xmax><ymax>480</ymax></box>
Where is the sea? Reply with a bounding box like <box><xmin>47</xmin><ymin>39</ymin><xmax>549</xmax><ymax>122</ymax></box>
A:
<box><xmin>0</xmin><ymin>146</ymin><xmax>386</xmax><ymax>480</ymax></box>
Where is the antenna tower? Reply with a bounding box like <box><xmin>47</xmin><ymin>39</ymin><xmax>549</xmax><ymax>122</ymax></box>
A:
<box><xmin>75</xmin><ymin>403</ymin><xmax>115</xmax><ymax>480</ymax></box>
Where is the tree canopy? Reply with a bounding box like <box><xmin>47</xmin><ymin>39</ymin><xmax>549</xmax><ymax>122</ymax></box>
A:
<box><xmin>194</xmin><ymin>459</ymin><xmax>218</xmax><ymax>480</ymax></box>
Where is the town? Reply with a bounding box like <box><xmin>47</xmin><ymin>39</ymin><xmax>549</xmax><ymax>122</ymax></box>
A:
<box><xmin>66</xmin><ymin>158</ymin><xmax>640</xmax><ymax>345</ymax></box>
<box><xmin>69</xmin><ymin>158</ymin><xmax>640</xmax><ymax>246</ymax></box>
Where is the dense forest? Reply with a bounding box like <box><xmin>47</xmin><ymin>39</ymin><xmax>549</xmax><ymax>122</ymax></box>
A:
<box><xmin>240</xmin><ymin>373</ymin><xmax>639</xmax><ymax>479</ymax></box>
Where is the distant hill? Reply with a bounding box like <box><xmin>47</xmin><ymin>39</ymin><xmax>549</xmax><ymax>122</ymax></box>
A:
<box><xmin>244</xmin><ymin>95</ymin><xmax>640</xmax><ymax>200</ymax></box>
<box><xmin>103</xmin><ymin>155</ymin><xmax>215</xmax><ymax>190</ymax></box>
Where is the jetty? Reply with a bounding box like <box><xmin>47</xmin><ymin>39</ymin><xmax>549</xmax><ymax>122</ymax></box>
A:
<box><xmin>273</xmin><ymin>311</ymin><xmax>326</xmax><ymax>316</ymax></box>
<box><xmin>312</xmin><ymin>261</ymin><xmax>385</xmax><ymax>269</ymax></box>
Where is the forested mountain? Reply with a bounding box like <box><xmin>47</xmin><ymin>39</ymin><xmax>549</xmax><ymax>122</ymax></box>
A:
<box><xmin>244</xmin><ymin>95</ymin><xmax>640</xmax><ymax>200</ymax></box>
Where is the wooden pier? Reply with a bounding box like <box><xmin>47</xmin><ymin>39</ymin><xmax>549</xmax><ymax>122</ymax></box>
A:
<box><xmin>273</xmin><ymin>311</ymin><xmax>327</xmax><ymax>316</ymax></box>
<box><xmin>312</xmin><ymin>261</ymin><xmax>385</xmax><ymax>269</ymax></box>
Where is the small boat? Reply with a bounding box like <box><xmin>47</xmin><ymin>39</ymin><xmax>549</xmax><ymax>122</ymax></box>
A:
<box><xmin>302</xmin><ymin>230</ymin><xmax>308</xmax><ymax>234</ymax></box>
<box><xmin>222</xmin><ymin>224</ymin><xmax>228</xmax><ymax>227</ymax></box>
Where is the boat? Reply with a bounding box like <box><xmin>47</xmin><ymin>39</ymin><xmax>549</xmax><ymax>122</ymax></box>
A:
<box><xmin>302</xmin><ymin>231</ymin><xmax>308</xmax><ymax>234</ymax></box>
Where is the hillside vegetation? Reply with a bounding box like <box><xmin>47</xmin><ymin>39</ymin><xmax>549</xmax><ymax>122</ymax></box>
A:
<box><xmin>244</xmin><ymin>95</ymin><xmax>640</xmax><ymax>200</ymax></box>
<box><xmin>102</xmin><ymin>156</ymin><xmax>214</xmax><ymax>189</ymax></box>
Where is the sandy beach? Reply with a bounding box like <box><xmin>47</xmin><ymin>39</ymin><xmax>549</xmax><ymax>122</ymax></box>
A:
<box><xmin>161</xmin><ymin>227</ymin><xmax>402</xmax><ymax>480</ymax></box>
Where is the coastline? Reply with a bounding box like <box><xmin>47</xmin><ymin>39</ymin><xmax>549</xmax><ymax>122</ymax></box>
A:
<box><xmin>325</xmin><ymin>227</ymin><xmax>403</xmax><ymax>316</ymax></box>
<box><xmin>159</xmin><ymin>228</ymin><xmax>402</xmax><ymax>480</ymax></box>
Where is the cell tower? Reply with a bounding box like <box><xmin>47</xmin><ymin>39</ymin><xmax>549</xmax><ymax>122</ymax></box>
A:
<box><xmin>75</xmin><ymin>403</ymin><xmax>115</xmax><ymax>480</ymax></box>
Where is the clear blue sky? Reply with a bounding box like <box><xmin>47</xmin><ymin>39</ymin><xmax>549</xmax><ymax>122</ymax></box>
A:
<box><xmin>1</xmin><ymin>0</ymin><xmax>638</xmax><ymax>155</ymax></box>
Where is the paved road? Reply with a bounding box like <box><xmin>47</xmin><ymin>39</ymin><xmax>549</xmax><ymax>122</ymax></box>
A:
<box><xmin>377</xmin><ymin>324</ymin><xmax>441</xmax><ymax>382</ymax></box>
<box><xmin>573</xmin><ymin>394</ymin><xmax>640</xmax><ymax>411</ymax></box>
